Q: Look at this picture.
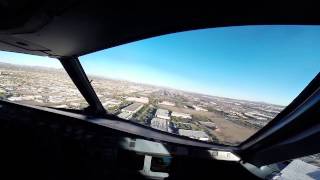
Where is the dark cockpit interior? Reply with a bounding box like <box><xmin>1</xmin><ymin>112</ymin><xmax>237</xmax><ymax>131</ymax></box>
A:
<box><xmin>0</xmin><ymin>1</ymin><xmax>319</xmax><ymax>179</ymax></box>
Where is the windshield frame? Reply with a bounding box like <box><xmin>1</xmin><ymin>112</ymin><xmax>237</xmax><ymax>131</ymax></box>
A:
<box><xmin>56</xmin><ymin>53</ymin><xmax>317</xmax><ymax>148</ymax></box>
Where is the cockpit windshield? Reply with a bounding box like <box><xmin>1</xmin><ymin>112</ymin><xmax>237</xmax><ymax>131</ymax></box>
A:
<box><xmin>0</xmin><ymin>52</ymin><xmax>88</xmax><ymax>109</ymax></box>
<box><xmin>0</xmin><ymin>25</ymin><xmax>319</xmax><ymax>146</ymax></box>
<box><xmin>79</xmin><ymin>25</ymin><xmax>320</xmax><ymax>145</ymax></box>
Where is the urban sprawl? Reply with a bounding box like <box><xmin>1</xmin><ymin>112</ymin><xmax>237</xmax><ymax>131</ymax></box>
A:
<box><xmin>0</xmin><ymin>62</ymin><xmax>285</xmax><ymax>145</ymax></box>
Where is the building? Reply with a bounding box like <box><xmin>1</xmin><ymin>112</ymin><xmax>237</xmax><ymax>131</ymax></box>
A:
<box><xmin>151</xmin><ymin>118</ymin><xmax>169</xmax><ymax>132</ymax></box>
<box><xmin>192</xmin><ymin>105</ymin><xmax>208</xmax><ymax>112</ymax></box>
<box><xmin>8</xmin><ymin>95</ymin><xmax>35</xmax><ymax>102</ymax></box>
<box><xmin>0</xmin><ymin>88</ymin><xmax>5</xmax><ymax>94</ymax></box>
<box><xmin>118</xmin><ymin>102</ymin><xmax>144</xmax><ymax>120</ymax></box>
<box><xmin>8</xmin><ymin>96</ymin><xmax>23</xmax><ymax>101</ymax></box>
<box><xmin>102</xmin><ymin>98</ymin><xmax>121</xmax><ymax>107</ymax></box>
<box><xmin>117</xmin><ymin>111</ymin><xmax>133</xmax><ymax>120</ymax></box>
<box><xmin>155</xmin><ymin>109</ymin><xmax>170</xmax><ymax>120</ymax></box>
<box><xmin>244</xmin><ymin>112</ymin><xmax>269</xmax><ymax>120</ymax></box>
<box><xmin>178</xmin><ymin>129</ymin><xmax>210</xmax><ymax>141</ymax></box>
<box><xmin>126</xmin><ymin>96</ymin><xmax>149</xmax><ymax>104</ymax></box>
<box><xmin>69</xmin><ymin>102</ymin><xmax>80</xmax><ymax>107</ymax></box>
<box><xmin>159</xmin><ymin>101</ymin><xmax>175</xmax><ymax>106</ymax></box>
<box><xmin>48</xmin><ymin>96</ymin><xmax>64</xmax><ymax>103</ymax></box>
<box><xmin>171</xmin><ymin>111</ymin><xmax>192</xmax><ymax>119</ymax></box>
<box><xmin>199</xmin><ymin>121</ymin><xmax>216</xmax><ymax>128</ymax></box>
<box><xmin>54</xmin><ymin>104</ymin><xmax>68</xmax><ymax>108</ymax></box>
<box><xmin>121</xmin><ymin>102</ymin><xmax>143</xmax><ymax>114</ymax></box>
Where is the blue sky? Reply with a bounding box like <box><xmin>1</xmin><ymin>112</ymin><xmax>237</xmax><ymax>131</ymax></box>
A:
<box><xmin>0</xmin><ymin>25</ymin><xmax>319</xmax><ymax>105</ymax></box>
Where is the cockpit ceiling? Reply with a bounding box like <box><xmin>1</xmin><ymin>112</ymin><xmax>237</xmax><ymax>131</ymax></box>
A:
<box><xmin>0</xmin><ymin>1</ymin><xmax>319</xmax><ymax>58</ymax></box>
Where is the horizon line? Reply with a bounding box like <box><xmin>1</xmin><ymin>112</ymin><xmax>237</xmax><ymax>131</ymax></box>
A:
<box><xmin>0</xmin><ymin>61</ymin><xmax>286</xmax><ymax>106</ymax></box>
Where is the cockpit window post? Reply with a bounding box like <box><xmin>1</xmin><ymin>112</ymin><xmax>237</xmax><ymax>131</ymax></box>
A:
<box><xmin>59</xmin><ymin>57</ymin><xmax>106</xmax><ymax>115</ymax></box>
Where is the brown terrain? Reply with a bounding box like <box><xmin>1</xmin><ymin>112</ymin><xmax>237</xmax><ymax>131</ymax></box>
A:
<box><xmin>159</xmin><ymin>104</ymin><xmax>257</xmax><ymax>144</ymax></box>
